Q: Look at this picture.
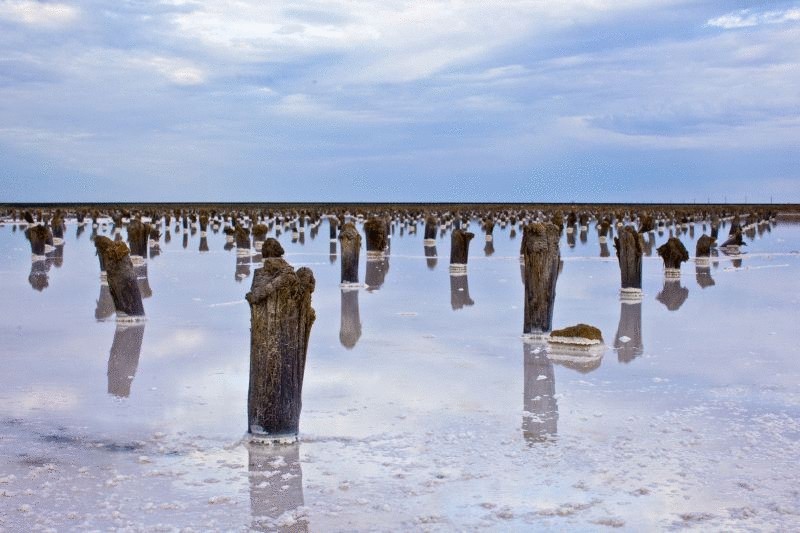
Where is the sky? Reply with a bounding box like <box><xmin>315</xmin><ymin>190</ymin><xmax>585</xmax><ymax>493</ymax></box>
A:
<box><xmin>0</xmin><ymin>0</ymin><xmax>798</xmax><ymax>203</ymax></box>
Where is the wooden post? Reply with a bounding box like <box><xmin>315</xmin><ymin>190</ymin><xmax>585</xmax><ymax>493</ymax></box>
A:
<box><xmin>246</xmin><ymin>253</ymin><xmax>316</xmax><ymax>440</ymax></box>
<box><xmin>107</xmin><ymin>323</ymin><xmax>145</xmax><ymax>397</ymax></box>
<box><xmin>94</xmin><ymin>237</ymin><xmax>145</xmax><ymax>320</ymax></box>
<box><xmin>27</xmin><ymin>224</ymin><xmax>50</xmax><ymax>258</ymax></box>
<box><xmin>614</xmin><ymin>226</ymin><xmax>644</xmax><ymax>298</ymax></box>
<box><xmin>614</xmin><ymin>300</ymin><xmax>643</xmax><ymax>363</ymax></box>
<box><xmin>522</xmin><ymin>342</ymin><xmax>558</xmax><ymax>442</ymax></box>
<box><xmin>424</xmin><ymin>215</ymin><xmax>437</xmax><ymax>244</ymax></box>
<box><xmin>339</xmin><ymin>223</ymin><xmax>361</xmax><ymax>285</ymax></box>
<box><xmin>521</xmin><ymin>223</ymin><xmax>561</xmax><ymax>336</ymax></box>
<box><xmin>127</xmin><ymin>220</ymin><xmax>149</xmax><ymax>261</ymax></box>
<box><xmin>449</xmin><ymin>229</ymin><xmax>474</xmax><ymax>272</ymax></box>
<box><xmin>657</xmin><ymin>237</ymin><xmax>689</xmax><ymax>277</ymax></box>
<box><xmin>339</xmin><ymin>288</ymin><xmax>362</xmax><ymax>349</ymax></box>
<box><xmin>364</xmin><ymin>217</ymin><xmax>388</xmax><ymax>257</ymax></box>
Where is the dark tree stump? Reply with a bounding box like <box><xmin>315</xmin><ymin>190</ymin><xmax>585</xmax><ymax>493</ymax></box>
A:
<box><xmin>695</xmin><ymin>234</ymin><xmax>715</xmax><ymax>257</ymax></box>
<box><xmin>338</xmin><ymin>223</ymin><xmax>361</xmax><ymax>285</ymax></box>
<box><xmin>720</xmin><ymin>230</ymin><xmax>744</xmax><ymax>248</ymax></box>
<box><xmin>127</xmin><ymin>220</ymin><xmax>149</xmax><ymax>259</ymax></box>
<box><xmin>339</xmin><ymin>288</ymin><xmax>362</xmax><ymax>349</ymax></box>
<box><xmin>450</xmin><ymin>273</ymin><xmax>474</xmax><ymax>310</ymax></box>
<box><xmin>107</xmin><ymin>323</ymin><xmax>145</xmax><ymax>398</ymax></box>
<box><xmin>522</xmin><ymin>223</ymin><xmax>561</xmax><ymax>335</ymax></box>
<box><xmin>614</xmin><ymin>226</ymin><xmax>644</xmax><ymax>295</ymax></box>
<box><xmin>364</xmin><ymin>217</ymin><xmax>388</xmax><ymax>255</ymax></box>
<box><xmin>246</xmin><ymin>257</ymin><xmax>315</xmax><ymax>439</ymax></box>
<box><xmin>638</xmin><ymin>214</ymin><xmax>654</xmax><ymax>233</ymax></box>
<box><xmin>449</xmin><ymin>229</ymin><xmax>474</xmax><ymax>269</ymax></box>
<box><xmin>248</xmin><ymin>443</ymin><xmax>307</xmax><ymax>532</ymax></box>
<box><xmin>522</xmin><ymin>342</ymin><xmax>558</xmax><ymax>443</ymax></box>
<box><xmin>94</xmin><ymin>237</ymin><xmax>145</xmax><ymax>319</ymax></box>
<box><xmin>424</xmin><ymin>215</ymin><xmax>437</xmax><ymax>242</ymax></box>
<box><xmin>657</xmin><ymin>237</ymin><xmax>689</xmax><ymax>275</ymax></box>
<box><xmin>484</xmin><ymin>219</ymin><xmax>495</xmax><ymax>241</ymax></box>
<box><xmin>27</xmin><ymin>225</ymin><xmax>50</xmax><ymax>257</ymax></box>
<box><xmin>329</xmin><ymin>216</ymin><xmax>339</xmax><ymax>241</ymax></box>
<box><xmin>614</xmin><ymin>300</ymin><xmax>643</xmax><ymax>363</ymax></box>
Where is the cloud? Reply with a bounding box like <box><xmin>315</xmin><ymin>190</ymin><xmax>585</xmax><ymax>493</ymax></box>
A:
<box><xmin>129</xmin><ymin>56</ymin><xmax>206</xmax><ymax>86</ymax></box>
<box><xmin>707</xmin><ymin>7</ymin><xmax>800</xmax><ymax>30</ymax></box>
<box><xmin>0</xmin><ymin>0</ymin><xmax>78</xmax><ymax>28</ymax></box>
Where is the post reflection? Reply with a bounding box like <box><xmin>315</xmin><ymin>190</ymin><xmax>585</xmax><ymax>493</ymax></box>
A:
<box><xmin>522</xmin><ymin>342</ymin><xmax>558</xmax><ymax>443</ymax></box>
<box><xmin>248</xmin><ymin>443</ymin><xmax>307</xmax><ymax>532</ymax></box>
<box><xmin>28</xmin><ymin>259</ymin><xmax>49</xmax><ymax>291</ymax></box>
<box><xmin>449</xmin><ymin>273</ymin><xmax>474</xmax><ymax>310</ymax></box>
<box><xmin>95</xmin><ymin>283</ymin><xmax>115</xmax><ymax>321</ymax></box>
<box><xmin>614</xmin><ymin>300</ymin><xmax>643</xmax><ymax>363</ymax></box>
<box><xmin>107</xmin><ymin>323</ymin><xmax>145</xmax><ymax>398</ymax></box>
<box><xmin>695</xmin><ymin>264</ymin><xmax>715</xmax><ymax>289</ymax></box>
<box><xmin>365</xmin><ymin>256</ymin><xmax>389</xmax><ymax>292</ymax></box>
<box><xmin>424</xmin><ymin>245</ymin><xmax>437</xmax><ymax>270</ymax></box>
<box><xmin>329</xmin><ymin>242</ymin><xmax>337</xmax><ymax>264</ymax></box>
<box><xmin>339</xmin><ymin>288</ymin><xmax>362</xmax><ymax>349</ymax></box>
<box><xmin>656</xmin><ymin>279</ymin><xmax>689</xmax><ymax>311</ymax></box>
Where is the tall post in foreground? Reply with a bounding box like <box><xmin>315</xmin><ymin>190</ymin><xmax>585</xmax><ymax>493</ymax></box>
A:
<box><xmin>522</xmin><ymin>223</ymin><xmax>561</xmax><ymax>337</ymax></box>
<box><xmin>449</xmin><ymin>228</ymin><xmax>474</xmax><ymax>274</ymax></box>
<box><xmin>94</xmin><ymin>237</ymin><xmax>145</xmax><ymax>320</ymax></box>
<box><xmin>614</xmin><ymin>226</ymin><xmax>644</xmax><ymax>299</ymax></box>
<box><xmin>246</xmin><ymin>242</ymin><xmax>316</xmax><ymax>441</ymax></box>
<box><xmin>339</xmin><ymin>223</ymin><xmax>361</xmax><ymax>285</ymax></box>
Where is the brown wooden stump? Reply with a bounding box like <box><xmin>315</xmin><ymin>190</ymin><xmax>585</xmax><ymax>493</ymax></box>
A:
<box><xmin>94</xmin><ymin>237</ymin><xmax>145</xmax><ymax>319</ymax></box>
<box><xmin>246</xmin><ymin>257</ymin><xmax>316</xmax><ymax>439</ymax></box>
<box><xmin>614</xmin><ymin>226</ymin><xmax>644</xmax><ymax>295</ymax></box>
<box><xmin>449</xmin><ymin>229</ymin><xmax>474</xmax><ymax>269</ymax></box>
<box><xmin>27</xmin><ymin>224</ymin><xmax>50</xmax><ymax>257</ymax></box>
<box><xmin>657</xmin><ymin>237</ymin><xmax>689</xmax><ymax>275</ymax></box>
<box><xmin>523</xmin><ymin>342</ymin><xmax>558</xmax><ymax>443</ymax></box>
<box><xmin>127</xmin><ymin>220</ymin><xmax>149</xmax><ymax>259</ymax></box>
<box><xmin>107</xmin><ymin>323</ymin><xmax>145</xmax><ymax>397</ymax></box>
<box><xmin>339</xmin><ymin>288</ymin><xmax>362</xmax><ymax>349</ymax></box>
<box><xmin>339</xmin><ymin>223</ymin><xmax>361</xmax><ymax>285</ymax></box>
<box><xmin>424</xmin><ymin>215</ymin><xmax>437</xmax><ymax>242</ymax></box>
<box><xmin>364</xmin><ymin>217</ymin><xmax>388</xmax><ymax>256</ymax></box>
<box><xmin>695</xmin><ymin>234</ymin><xmax>715</xmax><ymax>257</ymax></box>
<box><xmin>521</xmin><ymin>223</ymin><xmax>561</xmax><ymax>335</ymax></box>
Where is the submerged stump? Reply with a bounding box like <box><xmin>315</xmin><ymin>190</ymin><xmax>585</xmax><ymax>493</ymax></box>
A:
<box><xmin>94</xmin><ymin>237</ymin><xmax>145</xmax><ymax>319</ymax></box>
<box><xmin>338</xmin><ymin>223</ymin><xmax>361</xmax><ymax>285</ymax></box>
<box><xmin>246</xmin><ymin>257</ymin><xmax>316</xmax><ymax>440</ymax></box>
<box><xmin>657</xmin><ymin>237</ymin><xmax>689</xmax><ymax>277</ymax></box>
<box><xmin>521</xmin><ymin>223</ymin><xmax>561</xmax><ymax>336</ymax></box>
<box><xmin>614</xmin><ymin>226</ymin><xmax>644</xmax><ymax>297</ymax></box>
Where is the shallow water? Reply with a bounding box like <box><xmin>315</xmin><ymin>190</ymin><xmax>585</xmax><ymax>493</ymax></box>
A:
<box><xmin>1</xmin><ymin>216</ymin><xmax>799</xmax><ymax>531</ymax></box>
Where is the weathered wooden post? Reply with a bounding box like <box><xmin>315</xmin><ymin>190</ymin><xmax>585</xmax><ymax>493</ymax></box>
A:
<box><xmin>329</xmin><ymin>216</ymin><xmax>339</xmax><ymax>242</ymax></box>
<box><xmin>449</xmin><ymin>228</ymin><xmax>474</xmax><ymax>274</ymax></box>
<box><xmin>94</xmin><ymin>237</ymin><xmax>145</xmax><ymax>320</ymax></box>
<box><xmin>483</xmin><ymin>219</ymin><xmax>495</xmax><ymax>242</ymax></box>
<box><xmin>522</xmin><ymin>342</ymin><xmax>558</xmax><ymax>442</ymax></box>
<box><xmin>246</xmin><ymin>246</ymin><xmax>315</xmax><ymax>441</ymax></box>
<box><xmin>364</xmin><ymin>217</ymin><xmax>388</xmax><ymax>258</ymax></box>
<box><xmin>614</xmin><ymin>300</ymin><xmax>643</xmax><ymax>363</ymax></box>
<box><xmin>27</xmin><ymin>224</ymin><xmax>50</xmax><ymax>260</ymax></box>
<box><xmin>107</xmin><ymin>323</ymin><xmax>145</xmax><ymax>397</ymax></box>
<box><xmin>522</xmin><ymin>223</ymin><xmax>561</xmax><ymax>337</ymax></box>
<box><xmin>614</xmin><ymin>226</ymin><xmax>644</xmax><ymax>299</ymax></box>
<box><xmin>657</xmin><ymin>237</ymin><xmax>689</xmax><ymax>278</ymax></box>
<box><xmin>339</xmin><ymin>288</ymin><xmax>362</xmax><ymax>349</ymax></box>
<box><xmin>339</xmin><ymin>223</ymin><xmax>361</xmax><ymax>286</ymax></box>
<box><xmin>127</xmin><ymin>220</ymin><xmax>149</xmax><ymax>265</ymax></box>
<box><xmin>424</xmin><ymin>215</ymin><xmax>437</xmax><ymax>245</ymax></box>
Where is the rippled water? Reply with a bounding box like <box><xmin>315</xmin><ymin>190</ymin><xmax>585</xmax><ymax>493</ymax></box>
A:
<box><xmin>1</xmin><ymin>215</ymin><xmax>799</xmax><ymax>531</ymax></box>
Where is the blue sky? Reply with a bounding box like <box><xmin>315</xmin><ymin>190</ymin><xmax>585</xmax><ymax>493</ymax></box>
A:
<box><xmin>1</xmin><ymin>0</ymin><xmax>798</xmax><ymax>202</ymax></box>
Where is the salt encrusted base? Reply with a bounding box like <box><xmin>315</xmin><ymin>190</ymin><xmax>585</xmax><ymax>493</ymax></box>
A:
<box><xmin>31</xmin><ymin>254</ymin><xmax>46</xmax><ymax>263</ymax></box>
<box><xmin>115</xmin><ymin>312</ymin><xmax>147</xmax><ymax>324</ymax></box>
<box><xmin>720</xmin><ymin>245</ymin><xmax>740</xmax><ymax>254</ymax></box>
<box><xmin>299</xmin><ymin>227</ymin><xmax>305</xmax><ymax>233</ymax></box>
<box><xmin>522</xmin><ymin>333</ymin><xmax>550</xmax><ymax>344</ymax></box>
<box><xmin>620</xmin><ymin>287</ymin><xmax>643</xmax><ymax>300</ymax></box>
<box><xmin>566</xmin><ymin>227</ymin><xmax>574</xmax><ymax>234</ymax></box>
<box><xmin>580</xmin><ymin>226</ymin><xmax>588</xmax><ymax>232</ymax></box>
<box><xmin>485</xmin><ymin>235</ymin><xmax>493</xmax><ymax>242</ymax></box>
<box><xmin>236</xmin><ymin>248</ymin><xmax>251</xmax><ymax>257</ymax></box>
<box><xmin>44</xmin><ymin>244</ymin><xmax>55</xmax><ymax>253</ymax></box>
<box><xmin>339</xmin><ymin>282</ymin><xmax>365</xmax><ymax>290</ymax></box>
<box><xmin>53</xmin><ymin>238</ymin><xmax>64</xmax><ymax>246</ymax></box>
<box><xmin>253</xmin><ymin>240</ymin><xmax>264</xmax><ymax>251</ymax></box>
<box><xmin>548</xmin><ymin>336</ymin><xmax>603</xmax><ymax>346</ymax></box>
<box><xmin>423</xmin><ymin>239</ymin><xmax>436</xmax><ymax>246</ymax></box>
<box><xmin>664</xmin><ymin>268</ymin><xmax>681</xmax><ymax>278</ymax></box>
<box><xmin>247</xmin><ymin>430</ymin><xmax>298</xmax><ymax>446</ymax></box>
<box><xmin>130</xmin><ymin>255</ymin><xmax>146</xmax><ymax>267</ymax></box>
<box><xmin>148</xmin><ymin>239</ymin><xmax>159</xmax><ymax>248</ymax></box>
<box><xmin>695</xmin><ymin>257</ymin><xmax>710</xmax><ymax>267</ymax></box>
<box><xmin>449</xmin><ymin>264</ymin><xmax>467</xmax><ymax>275</ymax></box>
<box><xmin>225</xmin><ymin>235</ymin><xmax>234</xmax><ymax>243</ymax></box>
<box><xmin>201</xmin><ymin>231</ymin><xmax>207</xmax><ymax>237</ymax></box>
<box><xmin>366</xmin><ymin>250</ymin><xmax>386</xmax><ymax>261</ymax></box>
<box><xmin>100</xmin><ymin>271</ymin><xmax>108</xmax><ymax>285</ymax></box>
<box><xmin>291</xmin><ymin>231</ymin><xmax>300</xmax><ymax>239</ymax></box>
<box><xmin>547</xmin><ymin>344</ymin><xmax>605</xmax><ymax>359</ymax></box>
<box><xmin>616</xmin><ymin>222</ymin><xmax>623</xmax><ymax>227</ymax></box>
<box><xmin>330</xmin><ymin>238</ymin><xmax>338</xmax><ymax>243</ymax></box>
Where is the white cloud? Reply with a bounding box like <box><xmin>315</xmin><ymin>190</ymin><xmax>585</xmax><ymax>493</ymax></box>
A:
<box><xmin>0</xmin><ymin>0</ymin><xmax>78</xmax><ymax>27</ymax></box>
<box><xmin>707</xmin><ymin>7</ymin><xmax>800</xmax><ymax>30</ymax></box>
<box><xmin>129</xmin><ymin>56</ymin><xmax>206</xmax><ymax>85</ymax></box>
